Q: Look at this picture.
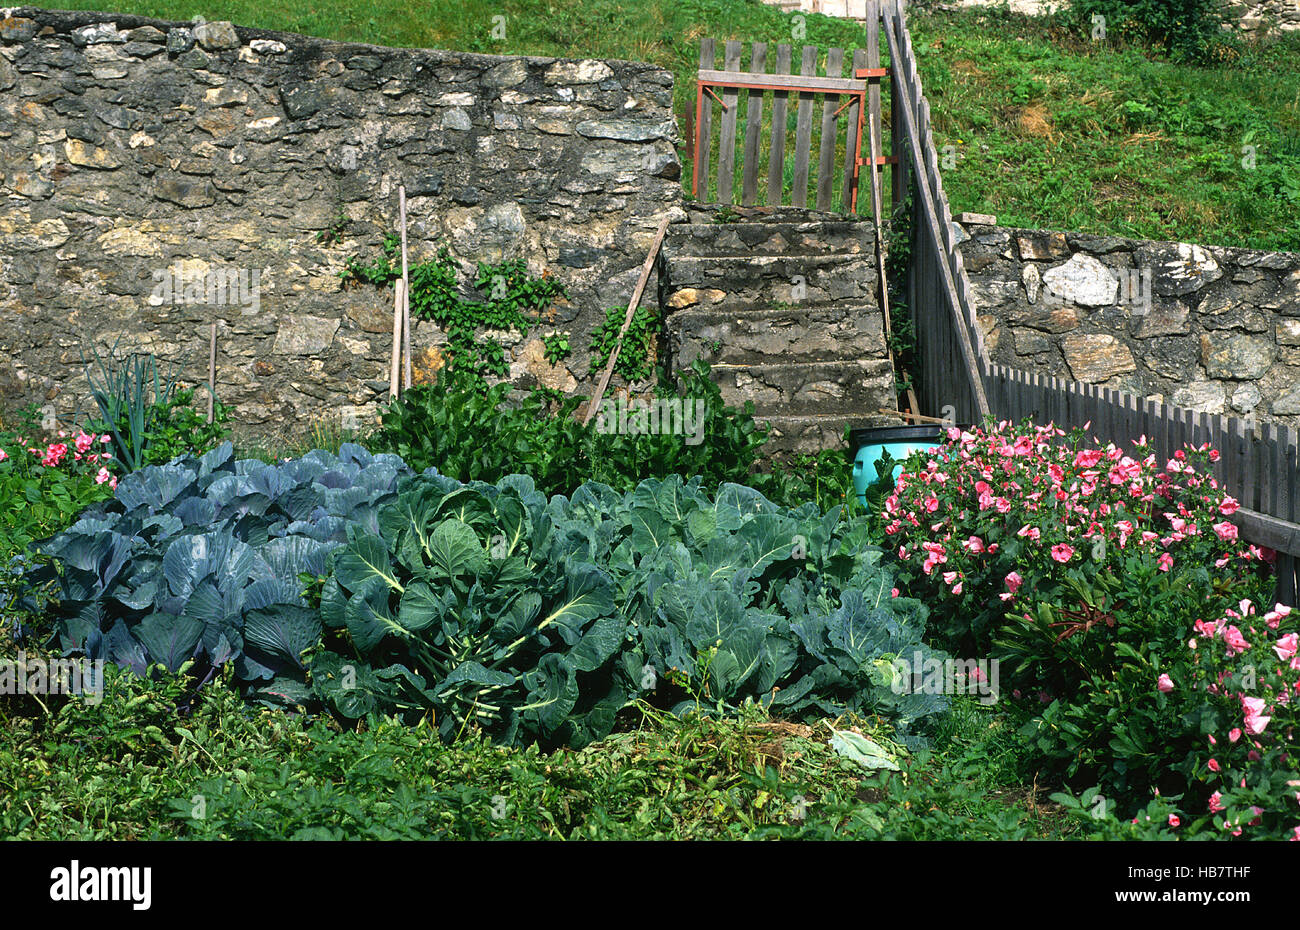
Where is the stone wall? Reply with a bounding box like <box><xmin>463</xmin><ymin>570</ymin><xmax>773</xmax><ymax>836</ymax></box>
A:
<box><xmin>954</xmin><ymin>218</ymin><xmax>1300</xmax><ymax>429</ymax></box>
<box><xmin>0</xmin><ymin>7</ymin><xmax>682</xmax><ymax>438</ymax></box>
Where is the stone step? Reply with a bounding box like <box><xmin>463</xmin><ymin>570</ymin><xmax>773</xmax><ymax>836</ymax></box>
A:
<box><xmin>756</xmin><ymin>412</ymin><xmax>904</xmax><ymax>455</ymax></box>
<box><xmin>703</xmin><ymin>358</ymin><xmax>896</xmax><ymax>418</ymax></box>
<box><xmin>666</xmin><ymin>301</ymin><xmax>886</xmax><ymax>367</ymax></box>
<box><xmin>681</xmin><ymin>202</ymin><xmax>864</xmax><ymax>224</ymax></box>
<box><xmin>661</xmin><ymin>253</ymin><xmax>878</xmax><ymax>309</ymax></box>
<box><xmin>663</xmin><ymin>219</ymin><xmax>877</xmax><ymax>260</ymax></box>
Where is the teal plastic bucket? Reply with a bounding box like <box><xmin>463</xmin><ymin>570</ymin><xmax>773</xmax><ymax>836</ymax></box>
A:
<box><xmin>850</xmin><ymin>425</ymin><xmax>946</xmax><ymax>510</ymax></box>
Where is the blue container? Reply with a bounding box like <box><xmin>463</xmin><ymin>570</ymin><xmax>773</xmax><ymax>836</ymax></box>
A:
<box><xmin>850</xmin><ymin>425</ymin><xmax>946</xmax><ymax>510</ymax></box>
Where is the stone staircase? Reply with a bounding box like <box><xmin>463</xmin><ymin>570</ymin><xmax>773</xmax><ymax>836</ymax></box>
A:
<box><xmin>658</xmin><ymin>204</ymin><xmax>900</xmax><ymax>453</ymax></box>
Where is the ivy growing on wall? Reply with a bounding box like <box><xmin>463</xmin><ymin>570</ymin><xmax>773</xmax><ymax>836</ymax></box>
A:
<box><xmin>589</xmin><ymin>304</ymin><xmax>658</xmax><ymax>383</ymax></box>
<box><xmin>340</xmin><ymin>240</ymin><xmax>568</xmax><ymax>387</ymax></box>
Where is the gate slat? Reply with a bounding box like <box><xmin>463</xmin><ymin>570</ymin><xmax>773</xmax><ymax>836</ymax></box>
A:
<box><xmin>767</xmin><ymin>44</ymin><xmax>792</xmax><ymax>207</ymax></box>
<box><xmin>740</xmin><ymin>43</ymin><xmax>767</xmax><ymax>206</ymax></box>
<box><xmin>716</xmin><ymin>40</ymin><xmax>742</xmax><ymax>205</ymax></box>
<box><xmin>816</xmin><ymin>48</ymin><xmax>844</xmax><ymax>211</ymax></box>
<box><xmin>696</xmin><ymin>39</ymin><xmax>715</xmax><ymax>200</ymax></box>
<box><xmin>842</xmin><ymin>48</ymin><xmax>868</xmax><ymax>213</ymax></box>
<box><xmin>792</xmin><ymin>46</ymin><xmax>817</xmax><ymax>208</ymax></box>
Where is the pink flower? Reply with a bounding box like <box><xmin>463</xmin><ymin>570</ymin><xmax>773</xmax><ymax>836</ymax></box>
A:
<box><xmin>1213</xmin><ymin>521</ymin><xmax>1239</xmax><ymax>541</ymax></box>
<box><xmin>1208</xmin><ymin>758</ymin><xmax>1221</xmax><ymax>773</ymax></box>
<box><xmin>1229</xmin><ymin>728</ymin><xmax>1242</xmax><ymax>743</ymax></box>
<box><xmin>1219</xmin><ymin>496</ymin><xmax>1240</xmax><ymax>515</ymax></box>
<box><xmin>1242</xmin><ymin>696</ymin><xmax>1271</xmax><ymax>735</ymax></box>
<box><xmin>1074</xmin><ymin>449</ymin><xmax>1103</xmax><ymax>468</ymax></box>
<box><xmin>1005</xmin><ymin>571</ymin><xmax>1023</xmax><ymax>594</ymax></box>
<box><xmin>1245</xmin><ymin>713</ymin><xmax>1271</xmax><ymax>736</ymax></box>
<box><xmin>1016</xmin><ymin>525</ymin><xmax>1040</xmax><ymax>541</ymax></box>
<box><xmin>1274</xmin><ymin>633</ymin><xmax>1299</xmax><ymax>663</ymax></box>
<box><xmin>1209</xmin><ymin>791</ymin><xmax>1224</xmax><ymax>813</ymax></box>
<box><xmin>1050</xmin><ymin>543</ymin><xmax>1074</xmax><ymax>563</ymax></box>
<box><xmin>100</xmin><ymin>434</ymin><xmax>111</xmax><ymax>443</ymax></box>
<box><xmin>891</xmin><ymin>588</ymin><xmax>899</xmax><ymax>598</ymax></box>
<box><xmin>94</xmin><ymin>467</ymin><xmax>112</xmax><ymax>485</ymax></box>
<box><xmin>73</xmin><ymin>431</ymin><xmax>95</xmax><ymax>454</ymax></box>
<box><xmin>1168</xmin><ymin>814</ymin><xmax>1180</xmax><ymax>828</ymax></box>
<box><xmin>1157</xmin><ymin>553</ymin><xmax>1173</xmax><ymax>572</ymax></box>
<box><xmin>0</xmin><ymin>449</ymin><xmax>7</xmax><ymax>463</ymax></box>
<box><xmin>1157</xmin><ymin>674</ymin><xmax>1174</xmax><ymax>693</ymax></box>
<box><xmin>41</xmin><ymin>443</ymin><xmax>68</xmax><ymax>467</ymax></box>
<box><xmin>962</xmin><ymin>536</ymin><xmax>986</xmax><ymax>553</ymax></box>
<box><xmin>1222</xmin><ymin>626</ymin><xmax>1250</xmax><ymax>655</ymax></box>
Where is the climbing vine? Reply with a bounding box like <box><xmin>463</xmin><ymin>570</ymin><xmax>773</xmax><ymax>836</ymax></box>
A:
<box><xmin>589</xmin><ymin>304</ymin><xmax>658</xmax><ymax>383</ymax></box>
<box><xmin>339</xmin><ymin>239</ymin><xmax>568</xmax><ymax>388</ymax></box>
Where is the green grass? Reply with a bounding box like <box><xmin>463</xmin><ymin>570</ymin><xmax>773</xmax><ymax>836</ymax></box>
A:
<box><xmin>50</xmin><ymin>0</ymin><xmax>1300</xmax><ymax>247</ymax></box>
<box><xmin>0</xmin><ymin>659</ymin><xmax>1082</xmax><ymax>839</ymax></box>
<box><xmin>910</xmin><ymin>7</ymin><xmax>1300</xmax><ymax>249</ymax></box>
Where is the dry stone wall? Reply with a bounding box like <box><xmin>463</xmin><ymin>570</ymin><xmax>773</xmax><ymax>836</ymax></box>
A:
<box><xmin>0</xmin><ymin>7</ymin><xmax>682</xmax><ymax>438</ymax></box>
<box><xmin>954</xmin><ymin>218</ymin><xmax>1300</xmax><ymax>432</ymax></box>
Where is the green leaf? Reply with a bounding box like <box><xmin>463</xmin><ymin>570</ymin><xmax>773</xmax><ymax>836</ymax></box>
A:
<box><xmin>828</xmin><ymin>729</ymin><xmax>900</xmax><ymax>772</ymax></box>
<box><xmin>537</xmin><ymin>565</ymin><xmax>614</xmax><ymax>641</ymax></box>
<box><xmin>396</xmin><ymin>581</ymin><xmax>449</xmax><ymax>634</ymax></box>
<box><xmin>519</xmin><ymin>653</ymin><xmax>579</xmax><ymax>734</ymax></box>
<box><xmin>344</xmin><ymin>587</ymin><xmax>407</xmax><ymax>652</ymax></box>
<box><xmin>334</xmin><ymin>535</ymin><xmax>405</xmax><ymax>596</ymax></box>
<box><xmin>427</xmin><ymin>519</ymin><xmax>488</xmax><ymax>580</ymax></box>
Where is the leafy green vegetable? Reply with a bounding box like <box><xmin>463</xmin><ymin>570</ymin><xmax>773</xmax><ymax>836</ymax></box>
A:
<box><xmin>313</xmin><ymin>470</ymin><xmax>946</xmax><ymax>748</ymax></box>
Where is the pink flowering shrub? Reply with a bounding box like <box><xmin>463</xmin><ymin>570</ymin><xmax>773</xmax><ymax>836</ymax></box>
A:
<box><xmin>882</xmin><ymin>419</ymin><xmax>1270</xmax><ymax>653</ymax></box>
<box><xmin>0</xmin><ymin>413</ymin><xmax>119</xmax><ymax>564</ymax></box>
<box><xmin>881</xmin><ymin>418</ymin><xmax>1280</xmax><ymax>809</ymax></box>
<box><xmin>1180</xmin><ymin>598</ymin><xmax>1300</xmax><ymax>839</ymax></box>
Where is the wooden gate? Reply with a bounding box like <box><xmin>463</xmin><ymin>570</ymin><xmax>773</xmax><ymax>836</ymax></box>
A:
<box><xmin>692</xmin><ymin>39</ymin><xmax>894</xmax><ymax>215</ymax></box>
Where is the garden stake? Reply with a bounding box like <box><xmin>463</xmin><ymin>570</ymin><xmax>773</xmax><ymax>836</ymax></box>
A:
<box><xmin>877</xmin><ymin>407</ymin><xmax>949</xmax><ymax>425</ymax></box>
<box><xmin>582</xmin><ymin>214</ymin><xmax>671</xmax><ymax>427</ymax></box>
<box><xmin>390</xmin><ymin>277</ymin><xmax>405</xmax><ymax>400</ymax></box>
<box><xmin>207</xmin><ymin>322</ymin><xmax>216</xmax><ymax>424</ymax></box>
<box><xmin>399</xmin><ymin>185</ymin><xmax>412</xmax><ymax>391</ymax></box>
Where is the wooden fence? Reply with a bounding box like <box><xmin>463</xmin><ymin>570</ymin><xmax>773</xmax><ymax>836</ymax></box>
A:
<box><xmin>694</xmin><ymin>39</ymin><xmax>880</xmax><ymax>213</ymax></box>
<box><xmin>881</xmin><ymin>0</ymin><xmax>989</xmax><ymax>427</ymax></box>
<box><xmin>880</xmin><ymin>0</ymin><xmax>1300</xmax><ymax>604</ymax></box>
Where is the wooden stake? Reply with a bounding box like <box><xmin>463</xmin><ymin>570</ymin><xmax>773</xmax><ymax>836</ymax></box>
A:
<box><xmin>582</xmin><ymin>215</ymin><xmax>672</xmax><ymax>427</ymax></box>
<box><xmin>390</xmin><ymin>277</ymin><xmax>405</xmax><ymax>401</ymax></box>
<box><xmin>207</xmin><ymin>322</ymin><xmax>217</xmax><ymax>423</ymax></box>
<box><xmin>399</xmin><ymin>185</ymin><xmax>412</xmax><ymax>391</ymax></box>
<box><xmin>864</xmin><ymin>7</ymin><xmax>906</xmax><ymax>416</ymax></box>
<box><xmin>877</xmin><ymin>407</ymin><xmax>949</xmax><ymax>425</ymax></box>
